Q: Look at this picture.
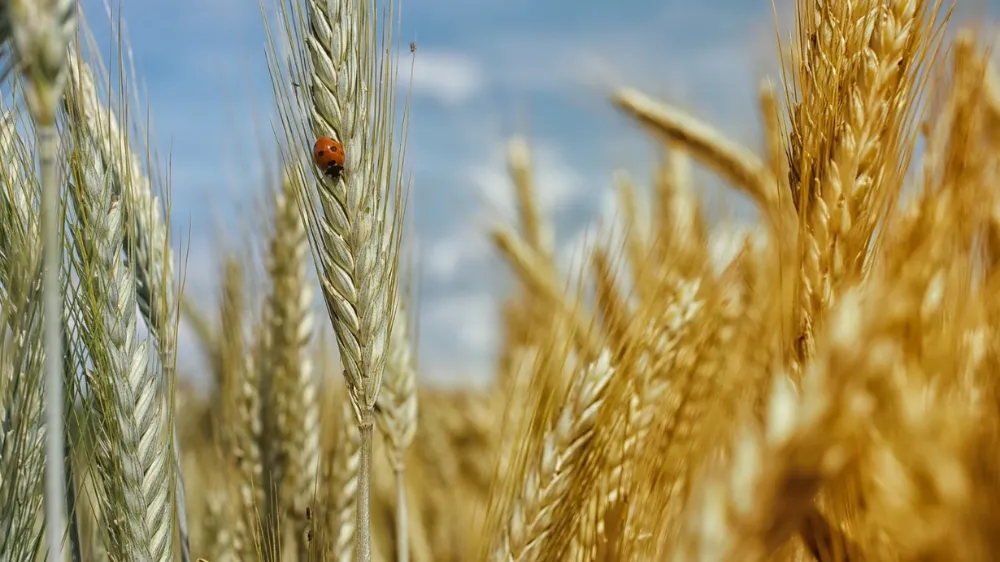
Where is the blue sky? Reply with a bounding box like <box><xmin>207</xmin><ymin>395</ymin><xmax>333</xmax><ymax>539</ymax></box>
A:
<box><xmin>74</xmin><ymin>0</ymin><xmax>1000</xmax><ymax>390</ymax></box>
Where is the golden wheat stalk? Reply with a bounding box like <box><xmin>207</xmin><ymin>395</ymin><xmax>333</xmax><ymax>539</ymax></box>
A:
<box><xmin>492</xmin><ymin>351</ymin><xmax>615</xmax><ymax>562</ymax></box>
<box><xmin>375</xmin><ymin>295</ymin><xmax>418</xmax><ymax>561</ymax></box>
<box><xmin>326</xmin><ymin>396</ymin><xmax>361</xmax><ymax>562</ymax></box>
<box><xmin>263</xmin><ymin>168</ymin><xmax>319</xmax><ymax>559</ymax></box>
<box><xmin>220</xmin><ymin>257</ymin><xmax>266</xmax><ymax>560</ymax></box>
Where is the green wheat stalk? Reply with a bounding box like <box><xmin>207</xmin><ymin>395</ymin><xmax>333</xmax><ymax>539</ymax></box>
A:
<box><xmin>263</xmin><ymin>0</ymin><xmax>411</xmax><ymax>559</ymax></box>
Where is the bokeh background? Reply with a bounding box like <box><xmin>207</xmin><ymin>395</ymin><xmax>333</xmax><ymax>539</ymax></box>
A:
<box><xmin>76</xmin><ymin>0</ymin><xmax>1000</xmax><ymax>390</ymax></box>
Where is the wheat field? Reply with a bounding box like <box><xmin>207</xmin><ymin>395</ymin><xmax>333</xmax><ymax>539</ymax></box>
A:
<box><xmin>2</xmin><ymin>0</ymin><xmax>1000</xmax><ymax>560</ymax></box>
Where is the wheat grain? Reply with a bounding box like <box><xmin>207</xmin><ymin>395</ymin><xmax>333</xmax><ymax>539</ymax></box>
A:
<box><xmin>325</xmin><ymin>396</ymin><xmax>361</xmax><ymax>562</ymax></box>
<box><xmin>266</xmin><ymin>0</ymin><xmax>409</xmax><ymax>555</ymax></box>
<box><xmin>613</xmin><ymin>89</ymin><xmax>779</xmax><ymax>214</ymax></box>
<box><xmin>68</xmin><ymin>116</ymin><xmax>172</xmax><ymax>561</ymax></box>
<box><xmin>64</xmin><ymin>49</ymin><xmax>190</xmax><ymax>562</ymax></box>
<box><xmin>493</xmin><ymin>350</ymin><xmax>614</xmax><ymax>562</ymax></box>
<box><xmin>263</xmin><ymin>167</ymin><xmax>319</xmax><ymax>559</ymax></box>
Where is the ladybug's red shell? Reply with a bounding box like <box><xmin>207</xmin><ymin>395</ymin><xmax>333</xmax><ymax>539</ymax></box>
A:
<box><xmin>313</xmin><ymin>136</ymin><xmax>346</xmax><ymax>178</ymax></box>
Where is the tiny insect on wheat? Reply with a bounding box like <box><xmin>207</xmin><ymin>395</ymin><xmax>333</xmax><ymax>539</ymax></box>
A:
<box><xmin>312</xmin><ymin>136</ymin><xmax>345</xmax><ymax>181</ymax></box>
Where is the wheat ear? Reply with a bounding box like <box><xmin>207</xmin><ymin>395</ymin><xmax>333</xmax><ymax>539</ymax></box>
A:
<box><xmin>202</xmin><ymin>487</ymin><xmax>239</xmax><ymax>562</ymax></box>
<box><xmin>266</xmin><ymin>0</ymin><xmax>408</xmax><ymax>559</ymax></box>
<box><xmin>68</xmin><ymin>108</ymin><xmax>173</xmax><ymax>560</ymax></box>
<box><xmin>375</xmin><ymin>296</ymin><xmax>418</xmax><ymax>562</ymax></box>
<box><xmin>613</xmin><ymin>89</ymin><xmax>779</xmax><ymax>213</ymax></box>
<box><xmin>325</xmin><ymin>396</ymin><xmax>361</xmax><ymax>562</ymax></box>
<box><xmin>0</xmin><ymin>115</ymin><xmax>46</xmax><ymax>561</ymax></box>
<box><xmin>64</xmin><ymin>49</ymin><xmax>190</xmax><ymax>561</ymax></box>
<box><xmin>264</xmin><ymin>168</ymin><xmax>319</xmax><ymax>559</ymax></box>
<box><xmin>507</xmin><ymin>137</ymin><xmax>555</xmax><ymax>260</ymax></box>
<box><xmin>493</xmin><ymin>225</ymin><xmax>601</xmax><ymax>351</ymax></box>
<box><xmin>217</xmin><ymin>257</ymin><xmax>264</xmax><ymax>560</ymax></box>
<box><xmin>493</xmin><ymin>350</ymin><xmax>615</xmax><ymax>562</ymax></box>
<box><xmin>2</xmin><ymin>2</ymin><xmax>76</xmax><ymax>559</ymax></box>
<box><xmin>675</xmin><ymin>291</ymin><xmax>872</xmax><ymax>561</ymax></box>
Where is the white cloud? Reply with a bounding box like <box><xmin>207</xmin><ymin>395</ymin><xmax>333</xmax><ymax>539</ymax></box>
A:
<box><xmin>469</xmin><ymin>140</ymin><xmax>587</xmax><ymax>223</ymax></box>
<box><xmin>416</xmin><ymin>359</ymin><xmax>494</xmax><ymax>389</ymax></box>
<box><xmin>410</xmin><ymin>51</ymin><xmax>484</xmax><ymax>105</ymax></box>
<box><xmin>425</xmin><ymin>230</ymin><xmax>490</xmax><ymax>282</ymax></box>
<box><xmin>418</xmin><ymin>292</ymin><xmax>500</xmax><ymax>386</ymax></box>
<box><xmin>423</xmin><ymin>292</ymin><xmax>499</xmax><ymax>356</ymax></box>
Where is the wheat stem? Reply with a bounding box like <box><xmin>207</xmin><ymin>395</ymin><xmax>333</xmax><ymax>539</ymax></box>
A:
<box><xmin>5</xmin><ymin>2</ymin><xmax>76</xmax><ymax>556</ymax></box>
<box><xmin>39</xmin><ymin>122</ymin><xmax>65</xmax><ymax>562</ymax></box>
<box><xmin>395</xmin><ymin>467</ymin><xmax>409</xmax><ymax>562</ymax></box>
<box><xmin>357</xmin><ymin>421</ymin><xmax>374</xmax><ymax>561</ymax></box>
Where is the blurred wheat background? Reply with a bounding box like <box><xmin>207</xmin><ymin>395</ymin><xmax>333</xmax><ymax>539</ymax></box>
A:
<box><xmin>5</xmin><ymin>0</ymin><xmax>1000</xmax><ymax>561</ymax></box>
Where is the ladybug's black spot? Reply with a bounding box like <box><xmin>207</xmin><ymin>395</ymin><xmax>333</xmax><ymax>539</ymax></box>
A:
<box><xmin>331</xmin><ymin>146</ymin><xmax>339</xmax><ymax>152</ymax></box>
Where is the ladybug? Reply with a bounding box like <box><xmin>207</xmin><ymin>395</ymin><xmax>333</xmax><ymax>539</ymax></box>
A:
<box><xmin>313</xmin><ymin>136</ymin><xmax>345</xmax><ymax>180</ymax></box>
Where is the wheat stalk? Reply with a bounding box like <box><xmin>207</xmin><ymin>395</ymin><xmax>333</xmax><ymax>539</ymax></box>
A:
<box><xmin>493</xmin><ymin>350</ymin><xmax>615</xmax><ymax>562</ymax></box>
<box><xmin>265</xmin><ymin>0</ymin><xmax>409</xmax><ymax>558</ymax></box>
<box><xmin>0</xmin><ymin>2</ymin><xmax>76</xmax><ymax>559</ymax></box>
<box><xmin>324</xmin><ymin>396</ymin><xmax>361</xmax><ymax>562</ymax></box>
<box><xmin>67</xmin><ymin>112</ymin><xmax>173</xmax><ymax>560</ymax></box>
<box><xmin>263</xmin><ymin>168</ymin><xmax>319</xmax><ymax>559</ymax></box>
<box><xmin>375</xmin><ymin>295</ymin><xmax>417</xmax><ymax>561</ymax></box>
<box><xmin>64</xmin><ymin>48</ymin><xmax>190</xmax><ymax>562</ymax></box>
